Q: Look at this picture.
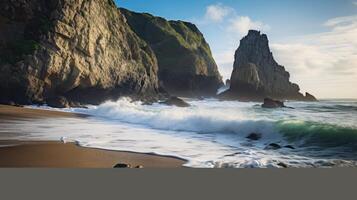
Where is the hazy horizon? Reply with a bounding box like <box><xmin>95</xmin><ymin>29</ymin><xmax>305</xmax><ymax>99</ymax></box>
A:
<box><xmin>117</xmin><ymin>0</ymin><xmax>357</xmax><ymax>99</ymax></box>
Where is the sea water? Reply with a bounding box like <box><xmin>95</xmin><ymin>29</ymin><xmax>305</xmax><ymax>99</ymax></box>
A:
<box><xmin>1</xmin><ymin>98</ymin><xmax>357</xmax><ymax>168</ymax></box>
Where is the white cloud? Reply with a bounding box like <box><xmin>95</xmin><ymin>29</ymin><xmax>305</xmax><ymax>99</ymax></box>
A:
<box><xmin>228</xmin><ymin>16</ymin><xmax>270</xmax><ymax>35</ymax></box>
<box><xmin>205</xmin><ymin>3</ymin><xmax>233</xmax><ymax>23</ymax></box>
<box><xmin>271</xmin><ymin>15</ymin><xmax>357</xmax><ymax>98</ymax></box>
<box><xmin>353</xmin><ymin>1</ymin><xmax>357</xmax><ymax>6</ymax></box>
<box><xmin>323</xmin><ymin>15</ymin><xmax>357</xmax><ymax>27</ymax></box>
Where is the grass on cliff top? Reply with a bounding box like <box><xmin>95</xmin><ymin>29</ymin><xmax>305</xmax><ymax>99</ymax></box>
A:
<box><xmin>121</xmin><ymin>8</ymin><xmax>210</xmax><ymax>53</ymax></box>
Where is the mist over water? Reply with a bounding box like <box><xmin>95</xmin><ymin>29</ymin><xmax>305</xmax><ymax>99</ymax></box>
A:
<box><xmin>1</xmin><ymin>98</ymin><xmax>357</xmax><ymax>168</ymax></box>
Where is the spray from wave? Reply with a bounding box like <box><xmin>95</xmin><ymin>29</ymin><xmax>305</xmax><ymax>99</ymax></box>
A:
<box><xmin>76</xmin><ymin>98</ymin><xmax>357</xmax><ymax>150</ymax></box>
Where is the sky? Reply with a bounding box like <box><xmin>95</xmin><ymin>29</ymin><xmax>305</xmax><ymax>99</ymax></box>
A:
<box><xmin>116</xmin><ymin>0</ymin><xmax>357</xmax><ymax>99</ymax></box>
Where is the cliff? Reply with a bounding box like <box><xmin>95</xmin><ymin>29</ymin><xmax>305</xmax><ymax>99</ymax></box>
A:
<box><xmin>120</xmin><ymin>8</ymin><xmax>223</xmax><ymax>97</ymax></box>
<box><xmin>0</xmin><ymin>0</ymin><xmax>159</xmax><ymax>106</ymax></box>
<box><xmin>221</xmin><ymin>30</ymin><xmax>317</xmax><ymax>101</ymax></box>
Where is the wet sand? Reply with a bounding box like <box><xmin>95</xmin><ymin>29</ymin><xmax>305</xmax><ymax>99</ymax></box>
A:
<box><xmin>0</xmin><ymin>105</ymin><xmax>186</xmax><ymax>168</ymax></box>
<box><xmin>0</xmin><ymin>105</ymin><xmax>85</xmax><ymax>119</ymax></box>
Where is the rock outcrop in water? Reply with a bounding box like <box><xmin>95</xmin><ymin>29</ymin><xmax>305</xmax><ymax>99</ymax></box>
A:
<box><xmin>0</xmin><ymin>0</ymin><xmax>159</xmax><ymax>106</ymax></box>
<box><xmin>161</xmin><ymin>96</ymin><xmax>190</xmax><ymax>107</ymax></box>
<box><xmin>120</xmin><ymin>8</ymin><xmax>223</xmax><ymax>97</ymax></box>
<box><xmin>262</xmin><ymin>98</ymin><xmax>285</xmax><ymax>109</ymax></box>
<box><xmin>220</xmin><ymin>30</ymin><xmax>317</xmax><ymax>101</ymax></box>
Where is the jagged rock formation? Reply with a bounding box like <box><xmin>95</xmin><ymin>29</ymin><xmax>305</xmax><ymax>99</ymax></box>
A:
<box><xmin>0</xmin><ymin>0</ymin><xmax>159</xmax><ymax>106</ymax></box>
<box><xmin>221</xmin><ymin>30</ymin><xmax>317</xmax><ymax>101</ymax></box>
<box><xmin>120</xmin><ymin>8</ymin><xmax>223</xmax><ymax>97</ymax></box>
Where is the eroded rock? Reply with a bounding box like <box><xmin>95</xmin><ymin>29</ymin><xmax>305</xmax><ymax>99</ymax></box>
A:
<box><xmin>220</xmin><ymin>30</ymin><xmax>317</xmax><ymax>101</ymax></box>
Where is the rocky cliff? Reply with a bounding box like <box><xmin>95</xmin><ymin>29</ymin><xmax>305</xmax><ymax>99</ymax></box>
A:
<box><xmin>221</xmin><ymin>30</ymin><xmax>317</xmax><ymax>101</ymax></box>
<box><xmin>120</xmin><ymin>8</ymin><xmax>223</xmax><ymax>97</ymax></box>
<box><xmin>0</xmin><ymin>0</ymin><xmax>159</xmax><ymax>106</ymax></box>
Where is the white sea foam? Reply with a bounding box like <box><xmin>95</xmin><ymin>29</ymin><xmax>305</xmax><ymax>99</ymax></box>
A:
<box><xmin>3</xmin><ymin>98</ymin><xmax>356</xmax><ymax>168</ymax></box>
<box><xmin>77</xmin><ymin>98</ymin><xmax>279</xmax><ymax>139</ymax></box>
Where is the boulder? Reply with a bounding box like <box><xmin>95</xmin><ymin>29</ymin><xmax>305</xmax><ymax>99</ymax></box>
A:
<box><xmin>277</xmin><ymin>162</ymin><xmax>288</xmax><ymax>168</ymax></box>
<box><xmin>265</xmin><ymin>143</ymin><xmax>282</xmax><ymax>150</ymax></box>
<box><xmin>161</xmin><ymin>97</ymin><xmax>190</xmax><ymax>107</ymax></box>
<box><xmin>284</xmin><ymin>145</ymin><xmax>295</xmax><ymax>150</ymax></box>
<box><xmin>262</xmin><ymin>98</ymin><xmax>285</xmax><ymax>109</ymax></box>
<box><xmin>246</xmin><ymin>133</ymin><xmax>262</xmax><ymax>141</ymax></box>
<box><xmin>114</xmin><ymin>163</ymin><xmax>131</xmax><ymax>168</ymax></box>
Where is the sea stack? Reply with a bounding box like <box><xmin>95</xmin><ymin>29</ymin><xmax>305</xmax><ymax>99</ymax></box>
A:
<box><xmin>120</xmin><ymin>8</ymin><xmax>223</xmax><ymax>97</ymax></box>
<box><xmin>0</xmin><ymin>0</ymin><xmax>159</xmax><ymax>106</ymax></box>
<box><xmin>221</xmin><ymin>30</ymin><xmax>317</xmax><ymax>101</ymax></box>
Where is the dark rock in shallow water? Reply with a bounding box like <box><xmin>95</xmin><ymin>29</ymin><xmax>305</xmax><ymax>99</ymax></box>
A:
<box><xmin>220</xmin><ymin>30</ymin><xmax>316</xmax><ymax>101</ymax></box>
<box><xmin>161</xmin><ymin>97</ymin><xmax>190</xmax><ymax>107</ymax></box>
<box><xmin>246</xmin><ymin>133</ymin><xmax>262</xmax><ymax>141</ymax></box>
<box><xmin>284</xmin><ymin>145</ymin><xmax>295</xmax><ymax>150</ymax></box>
<box><xmin>114</xmin><ymin>163</ymin><xmax>131</xmax><ymax>168</ymax></box>
<box><xmin>277</xmin><ymin>162</ymin><xmax>288</xmax><ymax>168</ymax></box>
<box><xmin>265</xmin><ymin>143</ymin><xmax>282</xmax><ymax>150</ymax></box>
<box><xmin>262</xmin><ymin>98</ymin><xmax>285</xmax><ymax>109</ymax></box>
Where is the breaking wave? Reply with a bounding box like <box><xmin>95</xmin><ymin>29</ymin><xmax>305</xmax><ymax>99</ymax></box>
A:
<box><xmin>77</xmin><ymin>98</ymin><xmax>357</xmax><ymax>150</ymax></box>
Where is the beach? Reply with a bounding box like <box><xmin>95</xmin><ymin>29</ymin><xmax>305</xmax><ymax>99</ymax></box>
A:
<box><xmin>0</xmin><ymin>105</ymin><xmax>185</xmax><ymax>168</ymax></box>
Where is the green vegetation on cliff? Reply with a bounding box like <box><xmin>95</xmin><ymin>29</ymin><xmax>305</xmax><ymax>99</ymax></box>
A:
<box><xmin>121</xmin><ymin>8</ymin><xmax>222</xmax><ymax>96</ymax></box>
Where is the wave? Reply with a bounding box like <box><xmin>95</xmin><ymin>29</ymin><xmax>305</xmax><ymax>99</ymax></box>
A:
<box><xmin>78</xmin><ymin>98</ymin><xmax>357</xmax><ymax>150</ymax></box>
<box><xmin>80</xmin><ymin>98</ymin><xmax>279</xmax><ymax>135</ymax></box>
<box><xmin>277</xmin><ymin>121</ymin><xmax>357</xmax><ymax>149</ymax></box>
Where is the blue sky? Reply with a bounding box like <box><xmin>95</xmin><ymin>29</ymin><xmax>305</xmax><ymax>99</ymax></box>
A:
<box><xmin>116</xmin><ymin>0</ymin><xmax>357</xmax><ymax>98</ymax></box>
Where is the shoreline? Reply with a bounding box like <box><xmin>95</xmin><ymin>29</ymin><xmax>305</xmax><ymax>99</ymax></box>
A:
<box><xmin>0</xmin><ymin>105</ymin><xmax>186</xmax><ymax>168</ymax></box>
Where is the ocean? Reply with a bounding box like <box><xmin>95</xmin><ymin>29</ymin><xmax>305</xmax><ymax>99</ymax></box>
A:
<box><xmin>1</xmin><ymin>98</ymin><xmax>357</xmax><ymax>168</ymax></box>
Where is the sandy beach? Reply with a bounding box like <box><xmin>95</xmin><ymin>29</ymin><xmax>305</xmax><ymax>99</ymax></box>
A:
<box><xmin>0</xmin><ymin>105</ymin><xmax>186</xmax><ymax>168</ymax></box>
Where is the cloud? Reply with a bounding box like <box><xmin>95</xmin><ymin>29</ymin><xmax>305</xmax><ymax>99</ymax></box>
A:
<box><xmin>271</xmin><ymin>15</ymin><xmax>357</xmax><ymax>98</ymax></box>
<box><xmin>196</xmin><ymin>3</ymin><xmax>270</xmax><ymax>80</ymax></box>
<box><xmin>353</xmin><ymin>1</ymin><xmax>357</xmax><ymax>6</ymax></box>
<box><xmin>228</xmin><ymin>16</ymin><xmax>270</xmax><ymax>35</ymax></box>
<box><xmin>205</xmin><ymin>3</ymin><xmax>233</xmax><ymax>23</ymax></box>
<box><xmin>323</xmin><ymin>15</ymin><xmax>357</xmax><ymax>27</ymax></box>
<box><xmin>198</xmin><ymin>3</ymin><xmax>356</xmax><ymax>98</ymax></box>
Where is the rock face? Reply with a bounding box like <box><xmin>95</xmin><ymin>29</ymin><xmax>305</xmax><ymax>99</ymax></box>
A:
<box><xmin>0</xmin><ymin>0</ymin><xmax>159</xmax><ymax>106</ymax></box>
<box><xmin>120</xmin><ymin>8</ymin><xmax>223</xmax><ymax>97</ymax></box>
<box><xmin>305</xmin><ymin>92</ymin><xmax>317</xmax><ymax>101</ymax></box>
<box><xmin>221</xmin><ymin>30</ymin><xmax>316</xmax><ymax>101</ymax></box>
